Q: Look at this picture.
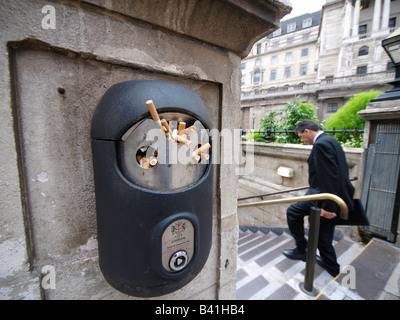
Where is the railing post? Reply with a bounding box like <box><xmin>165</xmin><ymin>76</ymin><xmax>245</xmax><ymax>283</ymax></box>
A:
<box><xmin>266</xmin><ymin>128</ymin><xmax>272</xmax><ymax>143</ymax></box>
<box><xmin>300</xmin><ymin>206</ymin><xmax>321</xmax><ymax>296</ymax></box>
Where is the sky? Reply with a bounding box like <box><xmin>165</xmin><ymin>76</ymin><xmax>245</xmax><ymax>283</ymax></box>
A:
<box><xmin>282</xmin><ymin>0</ymin><xmax>326</xmax><ymax>20</ymax></box>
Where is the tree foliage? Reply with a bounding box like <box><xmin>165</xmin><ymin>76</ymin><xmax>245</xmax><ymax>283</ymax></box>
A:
<box><xmin>259</xmin><ymin>97</ymin><xmax>319</xmax><ymax>143</ymax></box>
<box><xmin>324</xmin><ymin>90</ymin><xmax>382</xmax><ymax>143</ymax></box>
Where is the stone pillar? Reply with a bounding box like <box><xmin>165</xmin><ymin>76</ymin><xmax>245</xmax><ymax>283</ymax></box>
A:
<box><xmin>0</xmin><ymin>0</ymin><xmax>291</xmax><ymax>300</ymax></box>
<box><xmin>352</xmin><ymin>0</ymin><xmax>361</xmax><ymax>37</ymax></box>
<box><xmin>372</xmin><ymin>0</ymin><xmax>382</xmax><ymax>33</ymax></box>
<box><xmin>381</xmin><ymin>0</ymin><xmax>391</xmax><ymax>30</ymax></box>
<box><xmin>343</xmin><ymin>0</ymin><xmax>353</xmax><ymax>38</ymax></box>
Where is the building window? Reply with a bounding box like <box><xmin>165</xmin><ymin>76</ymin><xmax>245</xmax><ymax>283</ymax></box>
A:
<box><xmin>387</xmin><ymin>62</ymin><xmax>395</xmax><ymax>72</ymax></box>
<box><xmin>359</xmin><ymin>24</ymin><xmax>368</xmax><ymax>38</ymax></box>
<box><xmin>326</xmin><ymin>76</ymin><xmax>334</xmax><ymax>84</ymax></box>
<box><xmin>301</xmin><ymin>48</ymin><xmax>309</xmax><ymax>57</ymax></box>
<box><xmin>285</xmin><ymin>52</ymin><xmax>293</xmax><ymax>61</ymax></box>
<box><xmin>241</xmin><ymin>76</ymin><xmax>245</xmax><ymax>85</ymax></box>
<box><xmin>255</xmin><ymin>58</ymin><xmax>261</xmax><ymax>67</ymax></box>
<box><xmin>241</xmin><ymin>63</ymin><xmax>246</xmax><ymax>70</ymax></box>
<box><xmin>284</xmin><ymin>67</ymin><xmax>291</xmax><ymax>78</ymax></box>
<box><xmin>271</xmin><ymin>55</ymin><xmax>278</xmax><ymax>65</ymax></box>
<box><xmin>300</xmin><ymin>64</ymin><xmax>308</xmax><ymax>76</ymax></box>
<box><xmin>360</xmin><ymin>0</ymin><xmax>369</xmax><ymax>10</ymax></box>
<box><xmin>302</xmin><ymin>17</ymin><xmax>312</xmax><ymax>28</ymax></box>
<box><xmin>257</xmin><ymin>43</ymin><xmax>262</xmax><ymax>55</ymax></box>
<box><xmin>389</xmin><ymin>17</ymin><xmax>397</xmax><ymax>31</ymax></box>
<box><xmin>272</xmin><ymin>28</ymin><xmax>281</xmax><ymax>37</ymax></box>
<box><xmin>270</xmin><ymin>69</ymin><xmax>277</xmax><ymax>81</ymax></box>
<box><xmin>358</xmin><ymin>46</ymin><xmax>369</xmax><ymax>56</ymax></box>
<box><xmin>327</xmin><ymin>103</ymin><xmax>339</xmax><ymax>113</ymax></box>
<box><xmin>287</xmin><ymin>22</ymin><xmax>296</xmax><ymax>33</ymax></box>
<box><xmin>356</xmin><ymin>65</ymin><xmax>368</xmax><ymax>75</ymax></box>
<box><xmin>253</xmin><ymin>70</ymin><xmax>261</xmax><ymax>84</ymax></box>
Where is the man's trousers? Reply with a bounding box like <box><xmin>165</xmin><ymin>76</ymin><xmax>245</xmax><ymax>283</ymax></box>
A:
<box><xmin>286</xmin><ymin>200</ymin><xmax>340</xmax><ymax>270</ymax></box>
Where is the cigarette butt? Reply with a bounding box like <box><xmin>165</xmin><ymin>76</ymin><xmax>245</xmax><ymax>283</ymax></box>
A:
<box><xmin>200</xmin><ymin>153</ymin><xmax>210</xmax><ymax>160</ymax></box>
<box><xmin>180</xmin><ymin>125</ymin><xmax>196</xmax><ymax>135</ymax></box>
<box><xmin>194</xmin><ymin>154</ymin><xmax>201</xmax><ymax>162</ymax></box>
<box><xmin>161</xmin><ymin>119</ymin><xmax>172</xmax><ymax>134</ymax></box>
<box><xmin>149</xmin><ymin>157</ymin><xmax>158</xmax><ymax>166</ymax></box>
<box><xmin>160</xmin><ymin>126</ymin><xmax>168</xmax><ymax>133</ymax></box>
<box><xmin>178</xmin><ymin>122</ymin><xmax>186</xmax><ymax>134</ymax></box>
<box><xmin>140</xmin><ymin>146</ymin><xmax>149</xmax><ymax>153</ymax></box>
<box><xmin>146</xmin><ymin>100</ymin><xmax>161</xmax><ymax>127</ymax></box>
<box><xmin>192</xmin><ymin>143</ymin><xmax>211</xmax><ymax>157</ymax></box>
<box><xmin>142</xmin><ymin>157</ymin><xmax>151</xmax><ymax>169</ymax></box>
<box><xmin>176</xmin><ymin>134</ymin><xmax>192</xmax><ymax>146</ymax></box>
<box><xmin>136</xmin><ymin>154</ymin><xmax>143</xmax><ymax>163</ymax></box>
<box><xmin>165</xmin><ymin>132</ymin><xmax>175</xmax><ymax>142</ymax></box>
<box><xmin>172</xmin><ymin>129</ymin><xmax>178</xmax><ymax>140</ymax></box>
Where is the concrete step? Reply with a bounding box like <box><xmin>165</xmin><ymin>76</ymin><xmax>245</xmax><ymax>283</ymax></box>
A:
<box><xmin>236</xmin><ymin>226</ymin><xmax>366</xmax><ymax>300</ymax></box>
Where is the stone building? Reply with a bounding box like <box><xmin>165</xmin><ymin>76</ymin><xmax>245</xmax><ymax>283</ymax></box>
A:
<box><xmin>241</xmin><ymin>0</ymin><xmax>400</xmax><ymax>129</ymax></box>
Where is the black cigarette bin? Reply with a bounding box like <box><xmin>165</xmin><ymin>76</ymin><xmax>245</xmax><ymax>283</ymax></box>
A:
<box><xmin>91</xmin><ymin>80</ymin><xmax>213</xmax><ymax>297</ymax></box>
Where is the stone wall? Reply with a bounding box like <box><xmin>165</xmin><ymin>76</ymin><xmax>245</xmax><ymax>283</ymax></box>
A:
<box><xmin>0</xmin><ymin>0</ymin><xmax>290</xmax><ymax>299</ymax></box>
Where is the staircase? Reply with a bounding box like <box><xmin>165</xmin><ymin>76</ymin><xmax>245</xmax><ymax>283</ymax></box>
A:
<box><xmin>237</xmin><ymin>227</ymin><xmax>400</xmax><ymax>300</ymax></box>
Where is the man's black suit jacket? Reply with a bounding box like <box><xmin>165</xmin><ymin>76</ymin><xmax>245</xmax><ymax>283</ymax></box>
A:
<box><xmin>307</xmin><ymin>132</ymin><xmax>355</xmax><ymax>215</ymax></box>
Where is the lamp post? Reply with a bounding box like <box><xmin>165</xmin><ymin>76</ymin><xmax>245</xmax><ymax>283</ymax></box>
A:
<box><xmin>372</xmin><ymin>27</ymin><xmax>400</xmax><ymax>102</ymax></box>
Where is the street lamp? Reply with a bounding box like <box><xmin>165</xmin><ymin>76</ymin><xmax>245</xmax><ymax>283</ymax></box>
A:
<box><xmin>372</xmin><ymin>27</ymin><xmax>400</xmax><ymax>101</ymax></box>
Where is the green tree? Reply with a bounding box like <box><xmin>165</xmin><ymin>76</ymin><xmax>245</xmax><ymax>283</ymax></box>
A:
<box><xmin>259</xmin><ymin>110</ymin><xmax>281</xmax><ymax>141</ymax></box>
<box><xmin>324</xmin><ymin>90</ymin><xmax>382</xmax><ymax>144</ymax></box>
<box><xmin>257</xmin><ymin>97</ymin><xmax>319</xmax><ymax>144</ymax></box>
<box><xmin>278</xmin><ymin>98</ymin><xmax>319</xmax><ymax>143</ymax></box>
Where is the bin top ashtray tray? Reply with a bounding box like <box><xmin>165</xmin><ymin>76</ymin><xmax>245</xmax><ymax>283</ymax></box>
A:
<box><xmin>118</xmin><ymin>111</ymin><xmax>210</xmax><ymax>192</ymax></box>
<box><xmin>91</xmin><ymin>80</ymin><xmax>212</xmax><ymax>193</ymax></box>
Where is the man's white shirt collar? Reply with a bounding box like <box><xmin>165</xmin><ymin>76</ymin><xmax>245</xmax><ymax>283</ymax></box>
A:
<box><xmin>313</xmin><ymin>131</ymin><xmax>324</xmax><ymax>144</ymax></box>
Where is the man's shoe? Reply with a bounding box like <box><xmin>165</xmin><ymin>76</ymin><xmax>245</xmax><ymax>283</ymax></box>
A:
<box><xmin>316</xmin><ymin>256</ymin><xmax>340</xmax><ymax>277</ymax></box>
<box><xmin>282</xmin><ymin>248</ymin><xmax>306</xmax><ymax>261</ymax></box>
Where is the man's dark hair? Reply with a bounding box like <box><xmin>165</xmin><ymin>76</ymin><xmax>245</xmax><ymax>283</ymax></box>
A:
<box><xmin>295</xmin><ymin>120</ymin><xmax>321</xmax><ymax>133</ymax></box>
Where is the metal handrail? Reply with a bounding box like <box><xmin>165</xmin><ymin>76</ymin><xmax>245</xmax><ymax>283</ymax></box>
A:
<box><xmin>237</xmin><ymin>177</ymin><xmax>358</xmax><ymax>202</ymax></box>
<box><xmin>238</xmin><ymin>193</ymin><xmax>349</xmax><ymax>220</ymax></box>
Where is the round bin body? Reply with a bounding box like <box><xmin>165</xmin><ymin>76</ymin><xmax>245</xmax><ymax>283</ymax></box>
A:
<box><xmin>91</xmin><ymin>80</ymin><xmax>213</xmax><ymax>297</ymax></box>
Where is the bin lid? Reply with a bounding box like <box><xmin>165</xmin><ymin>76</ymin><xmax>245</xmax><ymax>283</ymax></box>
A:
<box><xmin>91</xmin><ymin>80</ymin><xmax>212</xmax><ymax>140</ymax></box>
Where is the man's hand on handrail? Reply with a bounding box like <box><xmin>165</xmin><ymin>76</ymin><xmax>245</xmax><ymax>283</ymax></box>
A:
<box><xmin>320</xmin><ymin>209</ymin><xmax>337</xmax><ymax>219</ymax></box>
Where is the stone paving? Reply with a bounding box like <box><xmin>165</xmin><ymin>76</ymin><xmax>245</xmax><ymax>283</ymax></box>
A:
<box><xmin>237</xmin><ymin>227</ymin><xmax>400</xmax><ymax>300</ymax></box>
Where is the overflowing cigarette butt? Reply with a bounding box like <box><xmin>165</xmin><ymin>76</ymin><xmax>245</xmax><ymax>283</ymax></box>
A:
<box><xmin>193</xmin><ymin>143</ymin><xmax>211</xmax><ymax>157</ymax></box>
<box><xmin>161</xmin><ymin>119</ymin><xmax>172</xmax><ymax>134</ymax></box>
<box><xmin>141</xmin><ymin>157</ymin><xmax>151</xmax><ymax>169</ymax></box>
<box><xmin>149</xmin><ymin>157</ymin><xmax>158</xmax><ymax>166</ymax></box>
<box><xmin>136</xmin><ymin>146</ymin><xmax>158</xmax><ymax>168</ymax></box>
<box><xmin>143</xmin><ymin>100</ymin><xmax>211</xmax><ymax>164</ymax></box>
<box><xmin>178</xmin><ymin>122</ymin><xmax>186</xmax><ymax>134</ymax></box>
<box><xmin>200</xmin><ymin>153</ymin><xmax>210</xmax><ymax>160</ymax></box>
<box><xmin>180</xmin><ymin>125</ymin><xmax>196</xmax><ymax>136</ymax></box>
<box><xmin>176</xmin><ymin>134</ymin><xmax>192</xmax><ymax>146</ymax></box>
<box><xmin>146</xmin><ymin>100</ymin><xmax>162</xmax><ymax>127</ymax></box>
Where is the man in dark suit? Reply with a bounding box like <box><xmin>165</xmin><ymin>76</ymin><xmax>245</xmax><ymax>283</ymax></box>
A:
<box><xmin>282</xmin><ymin>120</ymin><xmax>355</xmax><ymax>277</ymax></box>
